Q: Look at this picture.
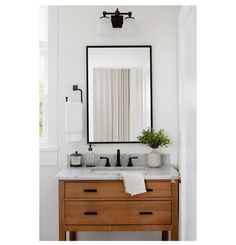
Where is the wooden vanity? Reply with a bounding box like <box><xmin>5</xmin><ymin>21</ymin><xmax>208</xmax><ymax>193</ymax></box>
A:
<box><xmin>58</xmin><ymin>176</ymin><xmax>179</xmax><ymax>241</ymax></box>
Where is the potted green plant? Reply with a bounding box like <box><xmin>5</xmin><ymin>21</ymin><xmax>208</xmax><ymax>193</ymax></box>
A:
<box><xmin>137</xmin><ymin>128</ymin><xmax>171</xmax><ymax>167</ymax></box>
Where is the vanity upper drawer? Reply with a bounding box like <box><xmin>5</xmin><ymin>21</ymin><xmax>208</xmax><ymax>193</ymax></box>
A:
<box><xmin>65</xmin><ymin>200</ymin><xmax>171</xmax><ymax>225</ymax></box>
<box><xmin>64</xmin><ymin>180</ymin><xmax>171</xmax><ymax>199</ymax></box>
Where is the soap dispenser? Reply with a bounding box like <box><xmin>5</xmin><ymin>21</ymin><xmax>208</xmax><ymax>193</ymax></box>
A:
<box><xmin>85</xmin><ymin>144</ymin><xmax>96</xmax><ymax>167</ymax></box>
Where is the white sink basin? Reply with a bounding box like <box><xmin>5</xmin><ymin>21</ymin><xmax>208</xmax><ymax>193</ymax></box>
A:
<box><xmin>90</xmin><ymin>166</ymin><xmax>146</xmax><ymax>175</ymax></box>
<box><xmin>92</xmin><ymin>166</ymin><xmax>145</xmax><ymax>171</ymax></box>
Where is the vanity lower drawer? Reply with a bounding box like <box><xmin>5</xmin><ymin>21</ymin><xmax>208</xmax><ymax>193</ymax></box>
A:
<box><xmin>65</xmin><ymin>200</ymin><xmax>171</xmax><ymax>225</ymax></box>
<box><xmin>64</xmin><ymin>180</ymin><xmax>171</xmax><ymax>199</ymax></box>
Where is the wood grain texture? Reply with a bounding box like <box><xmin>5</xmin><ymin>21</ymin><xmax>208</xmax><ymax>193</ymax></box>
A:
<box><xmin>171</xmin><ymin>180</ymin><xmax>179</xmax><ymax>241</ymax></box>
<box><xmin>65</xmin><ymin>200</ymin><xmax>171</xmax><ymax>225</ymax></box>
<box><xmin>64</xmin><ymin>180</ymin><xmax>171</xmax><ymax>199</ymax></box>
<box><xmin>59</xmin><ymin>181</ymin><xmax>66</xmax><ymax>241</ymax></box>
<box><xmin>58</xmin><ymin>179</ymin><xmax>179</xmax><ymax>241</ymax></box>
<box><xmin>65</xmin><ymin>224</ymin><xmax>172</xmax><ymax>231</ymax></box>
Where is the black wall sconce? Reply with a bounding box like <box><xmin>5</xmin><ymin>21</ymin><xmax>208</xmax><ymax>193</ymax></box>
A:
<box><xmin>99</xmin><ymin>8</ymin><xmax>135</xmax><ymax>28</ymax></box>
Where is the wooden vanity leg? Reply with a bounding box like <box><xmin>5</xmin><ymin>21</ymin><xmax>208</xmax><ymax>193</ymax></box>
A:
<box><xmin>171</xmin><ymin>229</ymin><xmax>178</xmax><ymax>241</ymax></box>
<box><xmin>171</xmin><ymin>180</ymin><xmax>179</xmax><ymax>241</ymax></box>
<box><xmin>59</xmin><ymin>181</ymin><xmax>66</xmax><ymax>241</ymax></box>
<box><xmin>69</xmin><ymin>231</ymin><xmax>76</xmax><ymax>241</ymax></box>
<box><xmin>162</xmin><ymin>231</ymin><xmax>169</xmax><ymax>241</ymax></box>
<box><xmin>59</xmin><ymin>230</ymin><xmax>66</xmax><ymax>241</ymax></box>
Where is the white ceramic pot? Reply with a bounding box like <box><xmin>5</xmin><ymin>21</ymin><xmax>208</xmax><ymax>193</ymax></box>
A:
<box><xmin>147</xmin><ymin>149</ymin><xmax>161</xmax><ymax>168</ymax></box>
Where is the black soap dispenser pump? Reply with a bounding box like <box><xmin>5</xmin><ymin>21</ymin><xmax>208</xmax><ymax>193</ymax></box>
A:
<box><xmin>85</xmin><ymin>144</ymin><xmax>96</xmax><ymax>167</ymax></box>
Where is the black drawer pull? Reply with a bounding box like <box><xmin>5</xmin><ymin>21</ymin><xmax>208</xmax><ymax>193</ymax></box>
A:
<box><xmin>139</xmin><ymin>211</ymin><xmax>153</xmax><ymax>215</ymax></box>
<box><xmin>84</xmin><ymin>189</ymin><xmax>97</xmax><ymax>192</ymax></box>
<box><xmin>84</xmin><ymin>212</ymin><xmax>97</xmax><ymax>215</ymax></box>
<box><xmin>146</xmin><ymin>188</ymin><xmax>153</xmax><ymax>192</ymax></box>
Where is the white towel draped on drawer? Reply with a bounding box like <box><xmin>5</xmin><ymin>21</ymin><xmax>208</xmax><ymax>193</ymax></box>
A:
<box><xmin>121</xmin><ymin>172</ymin><xmax>147</xmax><ymax>196</ymax></box>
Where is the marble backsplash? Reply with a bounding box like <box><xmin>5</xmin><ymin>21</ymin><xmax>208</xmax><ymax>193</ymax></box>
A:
<box><xmin>68</xmin><ymin>153</ymin><xmax>171</xmax><ymax>167</ymax></box>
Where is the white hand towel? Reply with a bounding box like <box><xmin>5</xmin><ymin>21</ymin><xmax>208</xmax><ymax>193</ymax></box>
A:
<box><xmin>65</xmin><ymin>101</ymin><xmax>83</xmax><ymax>142</ymax></box>
<box><xmin>121</xmin><ymin>172</ymin><xmax>147</xmax><ymax>196</ymax></box>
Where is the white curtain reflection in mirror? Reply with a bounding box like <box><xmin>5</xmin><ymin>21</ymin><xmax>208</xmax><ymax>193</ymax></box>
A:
<box><xmin>93</xmin><ymin>67</ymin><xmax>150</xmax><ymax>141</ymax></box>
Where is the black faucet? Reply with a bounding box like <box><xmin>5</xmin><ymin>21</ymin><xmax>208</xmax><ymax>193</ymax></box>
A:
<box><xmin>115</xmin><ymin>149</ymin><xmax>122</xmax><ymax>167</ymax></box>
<box><xmin>127</xmin><ymin>156</ymin><xmax>138</xmax><ymax>167</ymax></box>
<box><xmin>100</xmin><ymin>157</ymin><xmax>111</xmax><ymax>167</ymax></box>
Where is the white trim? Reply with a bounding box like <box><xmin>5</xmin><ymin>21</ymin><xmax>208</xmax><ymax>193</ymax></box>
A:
<box><xmin>40</xmin><ymin>6</ymin><xmax>58</xmax><ymax>166</ymax></box>
<box><xmin>40</xmin><ymin>146</ymin><xmax>58</xmax><ymax>152</ymax></box>
<box><xmin>178</xmin><ymin>6</ymin><xmax>195</xmax><ymax>30</ymax></box>
<box><xmin>40</xmin><ymin>150</ymin><xmax>58</xmax><ymax>167</ymax></box>
<box><xmin>178</xmin><ymin>6</ymin><xmax>197</xmax><ymax>241</ymax></box>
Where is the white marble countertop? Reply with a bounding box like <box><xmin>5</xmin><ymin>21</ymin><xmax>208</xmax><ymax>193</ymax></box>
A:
<box><xmin>55</xmin><ymin>164</ymin><xmax>179</xmax><ymax>180</ymax></box>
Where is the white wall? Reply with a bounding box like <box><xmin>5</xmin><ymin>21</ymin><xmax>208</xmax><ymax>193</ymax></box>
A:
<box><xmin>40</xmin><ymin>6</ymin><xmax>179</xmax><ymax>241</ymax></box>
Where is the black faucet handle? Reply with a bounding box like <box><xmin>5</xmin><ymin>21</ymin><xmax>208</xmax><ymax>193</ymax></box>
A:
<box><xmin>116</xmin><ymin>149</ymin><xmax>121</xmax><ymax>167</ymax></box>
<box><xmin>127</xmin><ymin>156</ymin><xmax>138</xmax><ymax>167</ymax></box>
<box><xmin>100</xmin><ymin>157</ymin><xmax>110</xmax><ymax>167</ymax></box>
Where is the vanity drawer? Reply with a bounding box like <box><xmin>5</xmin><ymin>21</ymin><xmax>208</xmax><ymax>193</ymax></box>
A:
<box><xmin>65</xmin><ymin>200</ymin><xmax>171</xmax><ymax>225</ymax></box>
<box><xmin>64</xmin><ymin>180</ymin><xmax>171</xmax><ymax>199</ymax></box>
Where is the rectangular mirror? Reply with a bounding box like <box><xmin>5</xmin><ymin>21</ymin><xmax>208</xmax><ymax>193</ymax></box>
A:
<box><xmin>87</xmin><ymin>46</ymin><xmax>152</xmax><ymax>143</ymax></box>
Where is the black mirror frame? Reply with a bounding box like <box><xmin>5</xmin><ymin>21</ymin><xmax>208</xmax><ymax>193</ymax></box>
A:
<box><xmin>86</xmin><ymin>45</ymin><xmax>153</xmax><ymax>144</ymax></box>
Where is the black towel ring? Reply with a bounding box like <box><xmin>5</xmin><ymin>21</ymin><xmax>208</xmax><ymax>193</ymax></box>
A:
<box><xmin>65</xmin><ymin>85</ymin><xmax>83</xmax><ymax>103</ymax></box>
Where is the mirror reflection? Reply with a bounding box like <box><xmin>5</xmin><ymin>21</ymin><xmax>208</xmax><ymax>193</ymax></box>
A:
<box><xmin>87</xmin><ymin>46</ymin><xmax>152</xmax><ymax>143</ymax></box>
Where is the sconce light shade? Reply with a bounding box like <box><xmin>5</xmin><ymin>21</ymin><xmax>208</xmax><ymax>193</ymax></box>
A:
<box><xmin>122</xmin><ymin>17</ymin><xmax>138</xmax><ymax>35</ymax></box>
<box><xmin>97</xmin><ymin>17</ymin><xmax>111</xmax><ymax>35</ymax></box>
